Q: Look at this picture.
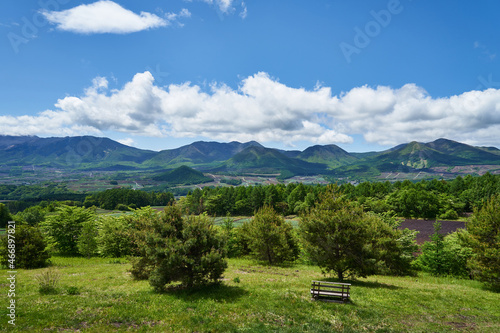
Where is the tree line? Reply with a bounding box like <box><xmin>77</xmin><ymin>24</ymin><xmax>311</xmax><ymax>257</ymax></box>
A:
<box><xmin>0</xmin><ymin>187</ymin><xmax>174</xmax><ymax>226</ymax></box>
<box><xmin>180</xmin><ymin>173</ymin><xmax>500</xmax><ymax>218</ymax></box>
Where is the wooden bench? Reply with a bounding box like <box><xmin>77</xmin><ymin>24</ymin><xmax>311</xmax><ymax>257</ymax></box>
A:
<box><xmin>310</xmin><ymin>280</ymin><xmax>351</xmax><ymax>303</ymax></box>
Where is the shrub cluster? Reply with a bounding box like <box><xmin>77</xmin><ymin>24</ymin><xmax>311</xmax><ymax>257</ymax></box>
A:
<box><xmin>0</xmin><ymin>224</ymin><xmax>51</xmax><ymax>269</ymax></box>
<box><xmin>129</xmin><ymin>206</ymin><xmax>227</xmax><ymax>291</ymax></box>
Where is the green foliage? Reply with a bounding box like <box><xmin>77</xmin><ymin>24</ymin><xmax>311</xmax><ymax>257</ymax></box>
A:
<box><xmin>84</xmin><ymin>188</ymin><xmax>173</xmax><ymax>210</ymax></box>
<box><xmin>40</xmin><ymin>206</ymin><xmax>96</xmax><ymax>256</ymax></box>
<box><xmin>439</xmin><ymin>208</ymin><xmax>459</xmax><ymax>220</ymax></box>
<box><xmin>115</xmin><ymin>203</ymin><xmax>131</xmax><ymax>211</ymax></box>
<box><xmin>416</xmin><ymin>224</ymin><xmax>473</xmax><ymax>278</ymax></box>
<box><xmin>66</xmin><ymin>286</ymin><xmax>80</xmax><ymax>295</ymax></box>
<box><xmin>0</xmin><ymin>184</ymin><xmax>85</xmax><ymax>203</ymax></box>
<box><xmin>13</xmin><ymin>205</ymin><xmax>46</xmax><ymax>225</ymax></box>
<box><xmin>375</xmin><ymin>212</ymin><xmax>418</xmax><ymax>276</ymax></box>
<box><xmin>0</xmin><ymin>203</ymin><xmax>12</xmax><ymax>228</ymax></box>
<box><xmin>0</xmin><ymin>225</ymin><xmax>51</xmax><ymax>269</ymax></box>
<box><xmin>77</xmin><ymin>220</ymin><xmax>98</xmax><ymax>258</ymax></box>
<box><xmin>300</xmin><ymin>186</ymin><xmax>414</xmax><ymax>280</ymax></box>
<box><xmin>97</xmin><ymin>215</ymin><xmax>133</xmax><ymax>258</ymax></box>
<box><xmin>387</xmin><ymin>188</ymin><xmax>440</xmax><ymax>219</ymax></box>
<box><xmin>218</xmin><ymin>216</ymin><xmax>244</xmax><ymax>258</ymax></box>
<box><xmin>245</xmin><ymin>206</ymin><xmax>299</xmax><ymax>265</ymax></box>
<box><xmin>461</xmin><ymin>195</ymin><xmax>500</xmax><ymax>289</ymax></box>
<box><xmin>181</xmin><ymin>183</ymin><xmax>325</xmax><ymax>216</ymax></box>
<box><xmin>300</xmin><ymin>187</ymin><xmax>373</xmax><ymax>280</ymax></box>
<box><xmin>444</xmin><ymin>231</ymin><xmax>474</xmax><ymax>277</ymax></box>
<box><xmin>177</xmin><ymin>173</ymin><xmax>500</xmax><ymax>218</ymax></box>
<box><xmin>220</xmin><ymin>178</ymin><xmax>243</xmax><ymax>186</ymax></box>
<box><xmin>130</xmin><ymin>206</ymin><xmax>227</xmax><ymax>291</ymax></box>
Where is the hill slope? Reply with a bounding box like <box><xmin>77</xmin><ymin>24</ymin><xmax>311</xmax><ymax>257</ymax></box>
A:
<box><xmin>297</xmin><ymin>144</ymin><xmax>358</xmax><ymax>168</ymax></box>
<box><xmin>426</xmin><ymin>138</ymin><xmax>500</xmax><ymax>163</ymax></box>
<box><xmin>213</xmin><ymin>146</ymin><xmax>327</xmax><ymax>176</ymax></box>
<box><xmin>0</xmin><ymin>136</ymin><xmax>156</xmax><ymax>169</ymax></box>
<box><xmin>152</xmin><ymin>165</ymin><xmax>212</xmax><ymax>185</ymax></box>
<box><xmin>144</xmin><ymin>141</ymin><xmax>263</xmax><ymax>168</ymax></box>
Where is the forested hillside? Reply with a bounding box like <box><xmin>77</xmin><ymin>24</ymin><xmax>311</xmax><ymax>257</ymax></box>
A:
<box><xmin>1</xmin><ymin>135</ymin><xmax>499</xmax><ymax>180</ymax></box>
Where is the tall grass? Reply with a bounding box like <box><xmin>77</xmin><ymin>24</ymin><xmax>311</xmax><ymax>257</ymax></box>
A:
<box><xmin>34</xmin><ymin>267</ymin><xmax>61</xmax><ymax>294</ymax></box>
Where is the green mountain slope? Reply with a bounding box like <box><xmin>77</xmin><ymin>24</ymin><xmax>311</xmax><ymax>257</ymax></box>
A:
<box><xmin>143</xmin><ymin>141</ymin><xmax>262</xmax><ymax>168</ymax></box>
<box><xmin>153</xmin><ymin>165</ymin><xmax>212</xmax><ymax>185</ymax></box>
<box><xmin>212</xmin><ymin>146</ymin><xmax>327</xmax><ymax>176</ymax></box>
<box><xmin>373</xmin><ymin>141</ymin><xmax>470</xmax><ymax>169</ymax></box>
<box><xmin>1</xmin><ymin>135</ymin><xmax>499</xmax><ymax>180</ymax></box>
<box><xmin>426</xmin><ymin>138</ymin><xmax>500</xmax><ymax>163</ymax></box>
<box><xmin>297</xmin><ymin>144</ymin><xmax>358</xmax><ymax>168</ymax></box>
<box><xmin>0</xmin><ymin>136</ymin><xmax>156</xmax><ymax>169</ymax></box>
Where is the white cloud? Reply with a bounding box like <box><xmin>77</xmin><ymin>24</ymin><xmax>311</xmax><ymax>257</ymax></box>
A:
<box><xmin>331</xmin><ymin>84</ymin><xmax>500</xmax><ymax>146</ymax></box>
<box><xmin>41</xmin><ymin>1</ymin><xmax>188</xmax><ymax>34</ymax></box>
<box><xmin>117</xmin><ymin>138</ymin><xmax>135</xmax><ymax>147</ymax></box>
<box><xmin>2</xmin><ymin>72</ymin><xmax>500</xmax><ymax>148</ymax></box>
<box><xmin>204</xmin><ymin>0</ymin><xmax>234</xmax><ymax>13</ymax></box>
<box><xmin>240</xmin><ymin>2</ymin><xmax>248</xmax><ymax>19</ymax></box>
<box><xmin>195</xmin><ymin>0</ymin><xmax>235</xmax><ymax>14</ymax></box>
<box><xmin>474</xmin><ymin>41</ymin><xmax>497</xmax><ymax>61</ymax></box>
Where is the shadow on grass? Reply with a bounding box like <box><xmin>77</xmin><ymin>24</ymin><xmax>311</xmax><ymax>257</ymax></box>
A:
<box><xmin>314</xmin><ymin>277</ymin><xmax>401</xmax><ymax>290</ymax></box>
<box><xmin>165</xmin><ymin>283</ymin><xmax>248</xmax><ymax>303</ymax></box>
<box><xmin>481</xmin><ymin>284</ymin><xmax>500</xmax><ymax>293</ymax></box>
<box><xmin>349</xmin><ymin>280</ymin><xmax>401</xmax><ymax>290</ymax></box>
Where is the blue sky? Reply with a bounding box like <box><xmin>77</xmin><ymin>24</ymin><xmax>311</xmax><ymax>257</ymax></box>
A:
<box><xmin>1</xmin><ymin>0</ymin><xmax>499</xmax><ymax>152</ymax></box>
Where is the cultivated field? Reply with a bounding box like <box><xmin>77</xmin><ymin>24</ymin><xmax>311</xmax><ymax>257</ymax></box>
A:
<box><xmin>398</xmin><ymin>219</ymin><xmax>467</xmax><ymax>244</ymax></box>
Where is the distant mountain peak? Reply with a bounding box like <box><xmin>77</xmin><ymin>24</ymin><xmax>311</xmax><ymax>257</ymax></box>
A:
<box><xmin>1</xmin><ymin>135</ymin><xmax>499</xmax><ymax>178</ymax></box>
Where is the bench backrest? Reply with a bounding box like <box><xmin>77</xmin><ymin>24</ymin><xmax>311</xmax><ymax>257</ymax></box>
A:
<box><xmin>311</xmin><ymin>281</ymin><xmax>351</xmax><ymax>295</ymax></box>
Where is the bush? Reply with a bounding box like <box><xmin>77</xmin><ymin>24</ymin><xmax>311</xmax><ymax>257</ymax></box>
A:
<box><xmin>97</xmin><ymin>215</ymin><xmax>133</xmax><ymax>258</ymax></box>
<box><xmin>77</xmin><ymin>220</ymin><xmax>98</xmax><ymax>258</ymax></box>
<box><xmin>115</xmin><ymin>204</ymin><xmax>131</xmax><ymax>211</ymax></box>
<box><xmin>130</xmin><ymin>206</ymin><xmax>227</xmax><ymax>291</ymax></box>
<box><xmin>461</xmin><ymin>196</ymin><xmax>500</xmax><ymax>289</ymax></box>
<box><xmin>15</xmin><ymin>205</ymin><xmax>46</xmax><ymax>226</ymax></box>
<box><xmin>440</xmin><ymin>209</ymin><xmax>459</xmax><ymax>220</ymax></box>
<box><xmin>416</xmin><ymin>226</ymin><xmax>473</xmax><ymax>278</ymax></box>
<box><xmin>0</xmin><ymin>225</ymin><xmax>51</xmax><ymax>269</ymax></box>
<box><xmin>245</xmin><ymin>206</ymin><xmax>299</xmax><ymax>265</ymax></box>
<box><xmin>218</xmin><ymin>216</ymin><xmax>245</xmax><ymax>258</ymax></box>
<box><xmin>40</xmin><ymin>206</ymin><xmax>95</xmax><ymax>256</ymax></box>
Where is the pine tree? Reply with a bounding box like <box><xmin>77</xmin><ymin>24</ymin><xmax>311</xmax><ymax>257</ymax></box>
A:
<box><xmin>300</xmin><ymin>185</ymin><xmax>412</xmax><ymax>280</ymax></box>
<box><xmin>130</xmin><ymin>206</ymin><xmax>227</xmax><ymax>291</ymax></box>
<box><xmin>245</xmin><ymin>205</ymin><xmax>299</xmax><ymax>265</ymax></box>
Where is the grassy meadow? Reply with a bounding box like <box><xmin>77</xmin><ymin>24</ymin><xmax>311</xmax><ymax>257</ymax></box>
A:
<box><xmin>1</xmin><ymin>257</ymin><xmax>499</xmax><ymax>332</ymax></box>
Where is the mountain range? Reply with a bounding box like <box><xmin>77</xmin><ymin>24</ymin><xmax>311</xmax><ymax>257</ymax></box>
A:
<box><xmin>1</xmin><ymin>135</ymin><xmax>499</xmax><ymax>179</ymax></box>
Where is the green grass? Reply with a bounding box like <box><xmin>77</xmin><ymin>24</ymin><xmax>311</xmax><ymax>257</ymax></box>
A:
<box><xmin>1</xmin><ymin>257</ymin><xmax>499</xmax><ymax>332</ymax></box>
